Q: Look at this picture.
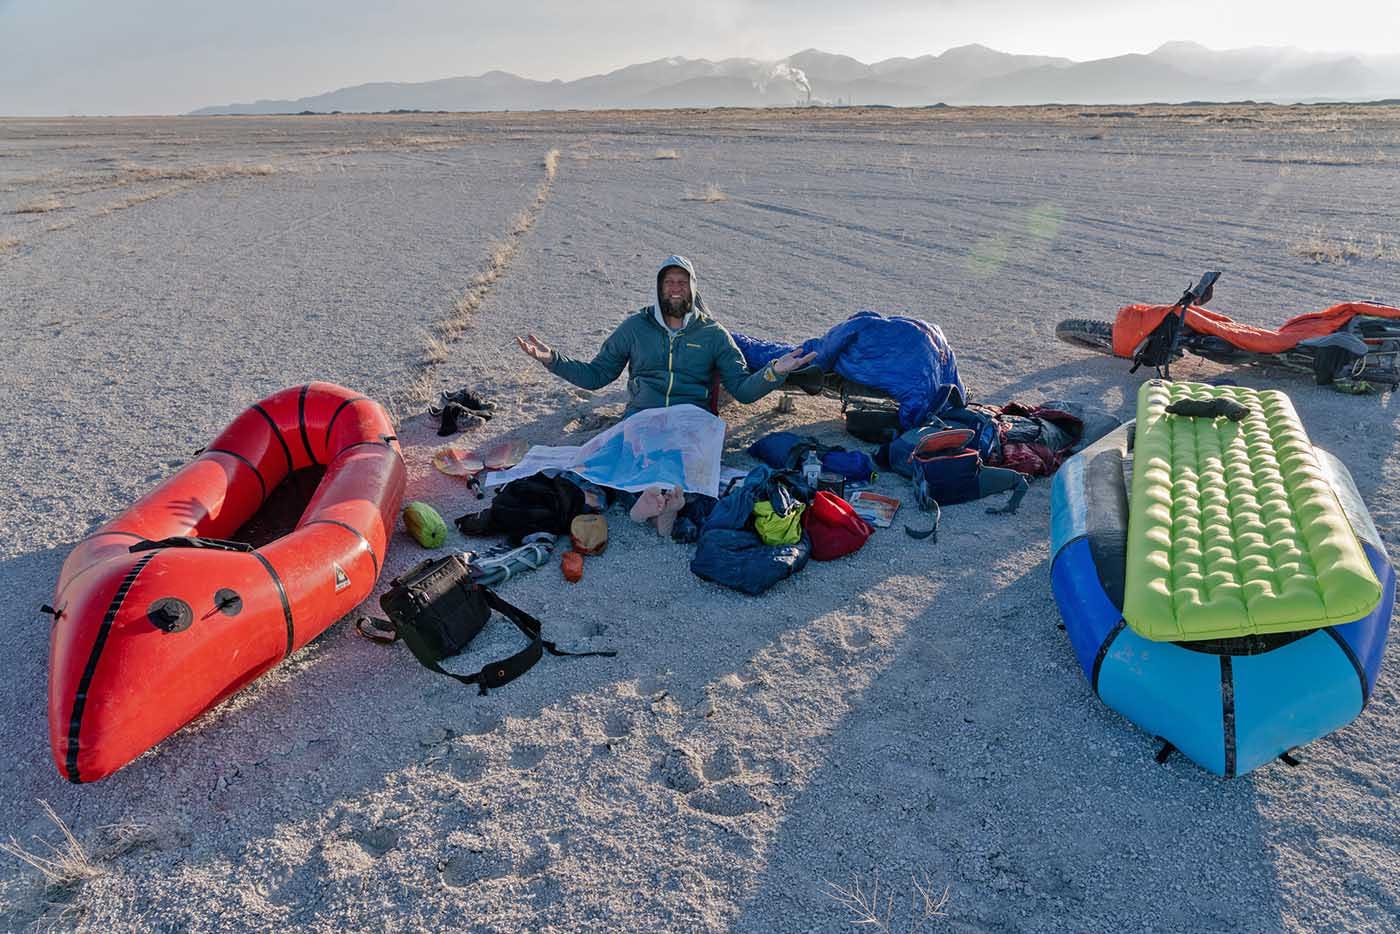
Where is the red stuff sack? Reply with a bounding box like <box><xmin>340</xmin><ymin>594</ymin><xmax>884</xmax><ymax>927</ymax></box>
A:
<box><xmin>803</xmin><ymin>491</ymin><xmax>874</xmax><ymax>561</ymax></box>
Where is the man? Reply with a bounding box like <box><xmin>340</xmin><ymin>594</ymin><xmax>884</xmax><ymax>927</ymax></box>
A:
<box><xmin>517</xmin><ymin>255</ymin><xmax>815</xmax><ymax>415</ymax></box>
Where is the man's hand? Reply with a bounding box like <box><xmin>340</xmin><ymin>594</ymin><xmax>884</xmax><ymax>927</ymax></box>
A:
<box><xmin>771</xmin><ymin>348</ymin><xmax>818</xmax><ymax>375</ymax></box>
<box><xmin>516</xmin><ymin>333</ymin><xmax>554</xmax><ymax>364</ymax></box>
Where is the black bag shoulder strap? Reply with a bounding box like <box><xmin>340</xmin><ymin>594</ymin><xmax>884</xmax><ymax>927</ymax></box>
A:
<box><xmin>359</xmin><ymin>586</ymin><xmax>615</xmax><ymax>695</ymax></box>
<box><xmin>475</xmin><ymin>587</ymin><xmax>616</xmax><ymax>691</ymax></box>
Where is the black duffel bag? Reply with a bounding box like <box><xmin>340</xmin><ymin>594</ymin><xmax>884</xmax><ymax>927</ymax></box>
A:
<box><xmin>359</xmin><ymin>554</ymin><xmax>614</xmax><ymax>694</ymax></box>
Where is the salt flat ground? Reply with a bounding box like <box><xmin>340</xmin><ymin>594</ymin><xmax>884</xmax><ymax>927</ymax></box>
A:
<box><xmin>1</xmin><ymin>106</ymin><xmax>1398</xmax><ymax>932</ymax></box>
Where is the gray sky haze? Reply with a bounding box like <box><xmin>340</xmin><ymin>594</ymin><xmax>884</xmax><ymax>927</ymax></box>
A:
<box><xmin>2</xmin><ymin>0</ymin><xmax>1397</xmax><ymax>115</ymax></box>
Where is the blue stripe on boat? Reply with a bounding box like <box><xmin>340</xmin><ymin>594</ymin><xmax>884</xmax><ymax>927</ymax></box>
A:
<box><xmin>1051</xmin><ymin>538</ymin><xmax>1121</xmax><ymax>680</ymax></box>
<box><xmin>1330</xmin><ymin>542</ymin><xmax>1396</xmax><ymax>694</ymax></box>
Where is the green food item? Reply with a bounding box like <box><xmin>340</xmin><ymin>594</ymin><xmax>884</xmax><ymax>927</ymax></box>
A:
<box><xmin>402</xmin><ymin>501</ymin><xmax>448</xmax><ymax>548</ymax></box>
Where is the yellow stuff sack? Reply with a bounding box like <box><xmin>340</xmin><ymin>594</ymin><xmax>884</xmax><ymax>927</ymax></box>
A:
<box><xmin>752</xmin><ymin>501</ymin><xmax>804</xmax><ymax>547</ymax></box>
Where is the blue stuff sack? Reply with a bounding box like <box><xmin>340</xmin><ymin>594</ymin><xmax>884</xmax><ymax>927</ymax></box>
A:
<box><xmin>820</xmin><ymin>450</ymin><xmax>876</xmax><ymax>483</ymax></box>
<box><xmin>747</xmin><ymin>432</ymin><xmax>814</xmax><ymax>470</ymax></box>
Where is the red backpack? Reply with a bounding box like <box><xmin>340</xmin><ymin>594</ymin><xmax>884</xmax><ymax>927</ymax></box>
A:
<box><xmin>803</xmin><ymin>491</ymin><xmax>874</xmax><ymax>561</ymax></box>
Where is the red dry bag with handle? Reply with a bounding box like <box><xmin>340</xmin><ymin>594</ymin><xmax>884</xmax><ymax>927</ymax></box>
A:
<box><xmin>803</xmin><ymin>491</ymin><xmax>874</xmax><ymax>561</ymax></box>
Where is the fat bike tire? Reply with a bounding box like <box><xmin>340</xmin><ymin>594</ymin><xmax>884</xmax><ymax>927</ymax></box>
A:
<box><xmin>1055</xmin><ymin>318</ymin><xmax>1117</xmax><ymax>356</ymax></box>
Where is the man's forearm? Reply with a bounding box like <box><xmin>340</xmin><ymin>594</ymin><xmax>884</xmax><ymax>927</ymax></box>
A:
<box><xmin>726</xmin><ymin>360</ymin><xmax>786</xmax><ymax>403</ymax></box>
<box><xmin>547</xmin><ymin>351</ymin><xmax>624</xmax><ymax>391</ymax></box>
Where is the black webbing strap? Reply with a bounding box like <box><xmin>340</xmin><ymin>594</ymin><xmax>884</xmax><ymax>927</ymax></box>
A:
<box><xmin>359</xmin><ymin>588</ymin><xmax>615</xmax><ymax>695</ymax></box>
<box><xmin>475</xmin><ymin>588</ymin><xmax>616</xmax><ymax>693</ymax></box>
<box><xmin>904</xmin><ymin>499</ymin><xmax>940</xmax><ymax>542</ymax></box>
<box><xmin>129</xmin><ymin>536</ymin><xmax>254</xmax><ymax>554</ymax></box>
<box><xmin>985</xmin><ymin>475</ymin><xmax>1029</xmax><ymax>516</ymax></box>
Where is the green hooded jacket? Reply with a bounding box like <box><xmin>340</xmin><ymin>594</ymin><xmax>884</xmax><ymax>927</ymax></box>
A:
<box><xmin>546</xmin><ymin>255</ymin><xmax>786</xmax><ymax>415</ymax></box>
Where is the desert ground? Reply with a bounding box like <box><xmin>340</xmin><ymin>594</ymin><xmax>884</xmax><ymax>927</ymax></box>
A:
<box><xmin>2</xmin><ymin>105</ymin><xmax>1399</xmax><ymax>932</ymax></box>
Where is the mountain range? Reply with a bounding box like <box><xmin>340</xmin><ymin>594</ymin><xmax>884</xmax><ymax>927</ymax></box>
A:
<box><xmin>191</xmin><ymin>42</ymin><xmax>1400</xmax><ymax>115</ymax></box>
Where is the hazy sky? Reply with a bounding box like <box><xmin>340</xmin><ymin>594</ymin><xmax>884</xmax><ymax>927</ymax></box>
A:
<box><xmin>2</xmin><ymin>0</ymin><xmax>1397</xmax><ymax>115</ymax></box>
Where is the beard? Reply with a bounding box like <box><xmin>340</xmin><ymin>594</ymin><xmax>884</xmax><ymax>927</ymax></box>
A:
<box><xmin>663</xmin><ymin>294</ymin><xmax>692</xmax><ymax>317</ymax></box>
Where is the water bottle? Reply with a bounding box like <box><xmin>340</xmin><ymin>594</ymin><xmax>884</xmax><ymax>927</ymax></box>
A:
<box><xmin>802</xmin><ymin>451</ymin><xmax>821</xmax><ymax>487</ymax></box>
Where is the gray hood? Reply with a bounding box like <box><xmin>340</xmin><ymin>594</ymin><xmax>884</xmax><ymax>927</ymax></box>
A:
<box><xmin>653</xmin><ymin>254</ymin><xmax>707</xmax><ymax>318</ymax></box>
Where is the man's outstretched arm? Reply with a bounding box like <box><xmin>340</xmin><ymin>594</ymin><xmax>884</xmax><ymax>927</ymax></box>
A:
<box><xmin>715</xmin><ymin>334</ymin><xmax>816</xmax><ymax>404</ymax></box>
<box><xmin>519</xmin><ymin>326</ymin><xmax>630</xmax><ymax>391</ymax></box>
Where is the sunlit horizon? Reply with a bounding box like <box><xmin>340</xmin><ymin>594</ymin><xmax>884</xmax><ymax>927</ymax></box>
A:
<box><xmin>2</xmin><ymin>0</ymin><xmax>1396</xmax><ymax>116</ymax></box>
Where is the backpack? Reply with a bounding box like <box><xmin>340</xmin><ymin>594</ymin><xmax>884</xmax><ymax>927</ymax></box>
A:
<box><xmin>457</xmin><ymin>474</ymin><xmax>585</xmax><ymax>544</ymax></box>
<box><xmin>361</xmin><ymin>554</ymin><xmax>614</xmax><ymax>694</ymax></box>
<box><xmin>908</xmin><ymin>428</ymin><xmax>1028</xmax><ymax>516</ymax></box>
<box><xmin>690</xmin><ymin>464</ymin><xmax>813</xmax><ymax>594</ymax></box>
<box><xmin>912</xmin><ymin>450</ymin><xmax>984</xmax><ymax>508</ymax></box>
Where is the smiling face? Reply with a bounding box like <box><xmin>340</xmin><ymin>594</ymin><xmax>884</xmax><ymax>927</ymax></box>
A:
<box><xmin>660</xmin><ymin>266</ymin><xmax>692</xmax><ymax>318</ymax></box>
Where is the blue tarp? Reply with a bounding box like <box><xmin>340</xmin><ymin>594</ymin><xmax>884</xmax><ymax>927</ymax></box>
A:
<box><xmin>734</xmin><ymin>311</ymin><xmax>966</xmax><ymax>429</ymax></box>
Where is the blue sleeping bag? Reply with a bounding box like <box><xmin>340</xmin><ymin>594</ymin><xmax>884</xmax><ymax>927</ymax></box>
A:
<box><xmin>733</xmin><ymin>311</ymin><xmax>966</xmax><ymax>429</ymax></box>
<box><xmin>690</xmin><ymin>465</ymin><xmax>811</xmax><ymax>595</ymax></box>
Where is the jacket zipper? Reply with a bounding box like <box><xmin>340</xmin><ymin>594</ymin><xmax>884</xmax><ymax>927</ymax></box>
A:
<box><xmin>664</xmin><ymin>330</ymin><xmax>677</xmax><ymax>406</ymax></box>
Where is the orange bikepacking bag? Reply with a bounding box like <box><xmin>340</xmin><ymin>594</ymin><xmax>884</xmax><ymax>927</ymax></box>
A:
<box><xmin>803</xmin><ymin>491</ymin><xmax>874</xmax><ymax>561</ymax></box>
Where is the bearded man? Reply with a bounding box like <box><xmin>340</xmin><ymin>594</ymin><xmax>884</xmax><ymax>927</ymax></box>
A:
<box><xmin>517</xmin><ymin>255</ymin><xmax>814</xmax><ymax>415</ymax></box>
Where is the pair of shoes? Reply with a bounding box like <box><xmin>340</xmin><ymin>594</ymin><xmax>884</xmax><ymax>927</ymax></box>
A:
<box><xmin>430</xmin><ymin>386</ymin><xmax>497</xmax><ymax>436</ymax></box>
<box><xmin>430</xmin><ymin>387</ymin><xmax>497</xmax><ymax>417</ymax></box>
<box><xmin>436</xmin><ymin>404</ymin><xmax>486</xmax><ymax>437</ymax></box>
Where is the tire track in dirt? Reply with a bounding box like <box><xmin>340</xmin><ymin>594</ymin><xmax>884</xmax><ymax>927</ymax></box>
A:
<box><xmin>386</xmin><ymin>147</ymin><xmax>561</xmax><ymax>420</ymax></box>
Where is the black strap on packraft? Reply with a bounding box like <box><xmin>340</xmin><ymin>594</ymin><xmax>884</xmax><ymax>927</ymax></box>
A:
<box><xmin>359</xmin><ymin>554</ymin><xmax>614</xmax><ymax>694</ymax></box>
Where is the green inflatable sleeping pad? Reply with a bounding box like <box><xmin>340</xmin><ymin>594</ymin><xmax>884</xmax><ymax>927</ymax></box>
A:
<box><xmin>1123</xmin><ymin>380</ymin><xmax>1382</xmax><ymax>642</ymax></box>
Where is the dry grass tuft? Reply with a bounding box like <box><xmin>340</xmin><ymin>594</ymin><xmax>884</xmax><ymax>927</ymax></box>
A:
<box><xmin>490</xmin><ymin>240</ymin><xmax>513</xmax><ymax>269</ymax></box>
<box><xmin>0</xmin><ymin>801</ymin><xmax>102</xmax><ymax>892</ymax></box>
<box><xmin>385</xmin><ymin>370</ymin><xmax>439</xmax><ymax>426</ymax></box>
<box><xmin>96</xmin><ymin>185</ymin><xmax>185</xmax><ymax>216</ymax></box>
<box><xmin>422</xmin><ymin>337</ymin><xmax>450</xmax><ymax>366</ymax></box>
<box><xmin>14</xmin><ymin>197</ymin><xmax>63</xmax><ymax>214</ymax></box>
<box><xmin>683</xmin><ymin>184</ymin><xmax>728</xmax><ymax>203</ymax></box>
<box><xmin>435</xmin><ymin>315</ymin><xmax>467</xmax><ymax>342</ymax></box>
<box><xmin>95</xmin><ymin>819</ymin><xmax>159</xmax><ymax>859</ymax></box>
<box><xmin>1290</xmin><ymin>229</ymin><xmax>1398</xmax><ymax>265</ymax></box>
<box><xmin>653</xmin><ymin>148</ymin><xmax>681</xmax><ymax>160</ymax></box>
<box><xmin>0</xmin><ymin>236</ymin><xmax>19</xmax><ymax>252</ymax></box>
<box><xmin>116</xmin><ymin>162</ymin><xmax>275</xmax><ymax>183</ymax></box>
<box><xmin>825</xmin><ymin>871</ymin><xmax>950</xmax><ymax>932</ymax></box>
